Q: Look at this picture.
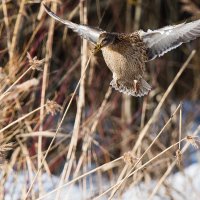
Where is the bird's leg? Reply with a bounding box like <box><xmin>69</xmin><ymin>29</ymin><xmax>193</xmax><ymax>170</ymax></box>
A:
<box><xmin>112</xmin><ymin>74</ymin><xmax>121</xmax><ymax>88</ymax></box>
<box><xmin>116</xmin><ymin>79</ymin><xmax>120</xmax><ymax>88</ymax></box>
<box><xmin>113</xmin><ymin>73</ymin><xmax>122</xmax><ymax>88</ymax></box>
<box><xmin>133</xmin><ymin>80</ymin><xmax>139</xmax><ymax>94</ymax></box>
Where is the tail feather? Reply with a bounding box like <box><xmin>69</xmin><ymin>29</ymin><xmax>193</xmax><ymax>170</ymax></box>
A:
<box><xmin>110</xmin><ymin>78</ymin><xmax>151</xmax><ymax>97</ymax></box>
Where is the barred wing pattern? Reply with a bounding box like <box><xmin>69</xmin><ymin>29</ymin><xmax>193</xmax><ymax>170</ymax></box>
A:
<box><xmin>139</xmin><ymin>20</ymin><xmax>200</xmax><ymax>60</ymax></box>
<box><xmin>43</xmin><ymin>4</ymin><xmax>101</xmax><ymax>44</ymax></box>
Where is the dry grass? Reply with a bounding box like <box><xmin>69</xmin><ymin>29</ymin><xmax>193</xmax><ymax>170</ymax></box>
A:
<box><xmin>0</xmin><ymin>0</ymin><xmax>200</xmax><ymax>200</ymax></box>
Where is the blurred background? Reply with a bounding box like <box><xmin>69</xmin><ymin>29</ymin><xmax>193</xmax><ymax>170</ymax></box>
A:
<box><xmin>0</xmin><ymin>0</ymin><xmax>200</xmax><ymax>199</ymax></box>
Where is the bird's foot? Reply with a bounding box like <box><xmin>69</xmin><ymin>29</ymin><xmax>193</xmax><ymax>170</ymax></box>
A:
<box><xmin>112</xmin><ymin>78</ymin><xmax>124</xmax><ymax>90</ymax></box>
<box><xmin>116</xmin><ymin>79</ymin><xmax>120</xmax><ymax>88</ymax></box>
<box><xmin>133</xmin><ymin>80</ymin><xmax>139</xmax><ymax>94</ymax></box>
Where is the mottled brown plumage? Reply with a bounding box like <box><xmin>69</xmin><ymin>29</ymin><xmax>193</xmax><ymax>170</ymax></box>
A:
<box><xmin>43</xmin><ymin>4</ymin><xmax>200</xmax><ymax>97</ymax></box>
<box><xmin>100</xmin><ymin>32</ymin><xmax>150</xmax><ymax>96</ymax></box>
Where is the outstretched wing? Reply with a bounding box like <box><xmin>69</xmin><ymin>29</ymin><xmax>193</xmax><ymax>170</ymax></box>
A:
<box><xmin>139</xmin><ymin>19</ymin><xmax>200</xmax><ymax>60</ymax></box>
<box><xmin>43</xmin><ymin>4</ymin><xmax>101</xmax><ymax>44</ymax></box>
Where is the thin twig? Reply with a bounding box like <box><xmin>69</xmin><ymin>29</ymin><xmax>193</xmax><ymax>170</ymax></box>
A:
<box><xmin>36</xmin><ymin>157</ymin><xmax>123</xmax><ymax>200</ymax></box>
<box><xmin>108</xmin><ymin>103</ymin><xmax>181</xmax><ymax>199</ymax></box>
<box><xmin>38</xmin><ymin>2</ymin><xmax>57</xmax><ymax>197</ymax></box>
<box><xmin>24</xmin><ymin>53</ymin><xmax>93</xmax><ymax>199</ymax></box>
<box><xmin>0</xmin><ymin>106</ymin><xmax>45</xmax><ymax>134</ymax></box>
<box><xmin>9</xmin><ymin>0</ymin><xmax>26</xmax><ymax>77</ymax></box>
<box><xmin>2</xmin><ymin>0</ymin><xmax>11</xmax><ymax>58</ymax></box>
<box><xmin>55</xmin><ymin>1</ymin><xmax>88</xmax><ymax>199</ymax></box>
<box><xmin>112</xmin><ymin>50</ymin><xmax>196</xmax><ymax>196</ymax></box>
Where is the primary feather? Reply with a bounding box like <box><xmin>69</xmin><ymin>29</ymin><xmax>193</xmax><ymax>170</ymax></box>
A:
<box><xmin>139</xmin><ymin>20</ymin><xmax>200</xmax><ymax>60</ymax></box>
<box><xmin>43</xmin><ymin>4</ymin><xmax>101</xmax><ymax>44</ymax></box>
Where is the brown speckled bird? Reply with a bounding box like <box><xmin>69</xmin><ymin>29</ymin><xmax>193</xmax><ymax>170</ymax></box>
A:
<box><xmin>43</xmin><ymin>4</ymin><xmax>200</xmax><ymax>97</ymax></box>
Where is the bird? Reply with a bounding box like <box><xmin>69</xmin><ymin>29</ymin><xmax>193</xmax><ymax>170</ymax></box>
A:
<box><xmin>43</xmin><ymin>4</ymin><xmax>200</xmax><ymax>97</ymax></box>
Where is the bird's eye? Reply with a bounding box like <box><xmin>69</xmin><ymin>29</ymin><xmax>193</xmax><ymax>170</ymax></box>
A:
<box><xmin>101</xmin><ymin>38</ymin><xmax>108</xmax><ymax>44</ymax></box>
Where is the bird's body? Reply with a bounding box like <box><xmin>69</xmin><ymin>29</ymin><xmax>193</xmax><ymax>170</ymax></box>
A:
<box><xmin>101</xmin><ymin>32</ymin><xmax>150</xmax><ymax>96</ymax></box>
<box><xmin>43</xmin><ymin>4</ymin><xmax>200</xmax><ymax>97</ymax></box>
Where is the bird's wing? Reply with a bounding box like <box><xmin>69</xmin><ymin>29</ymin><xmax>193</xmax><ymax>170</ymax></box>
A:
<box><xmin>139</xmin><ymin>19</ymin><xmax>200</xmax><ymax>60</ymax></box>
<box><xmin>43</xmin><ymin>4</ymin><xmax>102</xmax><ymax>44</ymax></box>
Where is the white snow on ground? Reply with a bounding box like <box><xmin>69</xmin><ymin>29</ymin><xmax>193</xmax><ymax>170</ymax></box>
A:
<box><xmin>123</xmin><ymin>161</ymin><xmax>200</xmax><ymax>200</ymax></box>
<box><xmin>2</xmin><ymin>171</ymin><xmax>82</xmax><ymax>200</ymax></box>
<box><xmin>2</xmin><ymin>161</ymin><xmax>200</xmax><ymax>200</ymax></box>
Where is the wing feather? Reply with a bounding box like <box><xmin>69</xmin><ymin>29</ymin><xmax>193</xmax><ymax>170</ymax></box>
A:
<box><xmin>139</xmin><ymin>20</ymin><xmax>200</xmax><ymax>60</ymax></box>
<box><xmin>43</xmin><ymin>4</ymin><xmax>101</xmax><ymax>44</ymax></box>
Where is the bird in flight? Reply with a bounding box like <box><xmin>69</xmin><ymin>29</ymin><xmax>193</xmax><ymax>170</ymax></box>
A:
<box><xmin>43</xmin><ymin>4</ymin><xmax>200</xmax><ymax>97</ymax></box>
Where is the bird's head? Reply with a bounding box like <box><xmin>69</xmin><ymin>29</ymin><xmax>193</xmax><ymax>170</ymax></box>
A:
<box><xmin>93</xmin><ymin>32</ymin><xmax>116</xmax><ymax>53</ymax></box>
<box><xmin>98</xmin><ymin>32</ymin><xmax>116</xmax><ymax>47</ymax></box>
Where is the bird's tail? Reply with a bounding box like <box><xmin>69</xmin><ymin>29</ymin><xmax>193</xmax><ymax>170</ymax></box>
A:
<box><xmin>110</xmin><ymin>78</ymin><xmax>151</xmax><ymax>97</ymax></box>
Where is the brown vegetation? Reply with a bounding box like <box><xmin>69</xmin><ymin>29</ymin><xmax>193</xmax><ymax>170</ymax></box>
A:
<box><xmin>0</xmin><ymin>0</ymin><xmax>200</xmax><ymax>199</ymax></box>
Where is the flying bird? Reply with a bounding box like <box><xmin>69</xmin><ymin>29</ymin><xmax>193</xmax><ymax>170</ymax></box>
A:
<box><xmin>43</xmin><ymin>4</ymin><xmax>200</xmax><ymax>97</ymax></box>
